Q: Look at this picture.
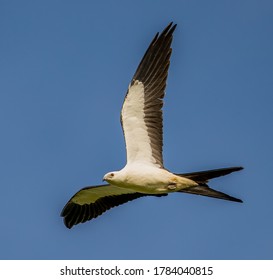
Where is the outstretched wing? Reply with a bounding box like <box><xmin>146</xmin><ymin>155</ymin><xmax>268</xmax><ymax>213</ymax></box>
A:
<box><xmin>61</xmin><ymin>185</ymin><xmax>144</xmax><ymax>229</ymax></box>
<box><xmin>61</xmin><ymin>184</ymin><xmax>167</xmax><ymax>229</ymax></box>
<box><xmin>121</xmin><ymin>22</ymin><xmax>176</xmax><ymax>168</ymax></box>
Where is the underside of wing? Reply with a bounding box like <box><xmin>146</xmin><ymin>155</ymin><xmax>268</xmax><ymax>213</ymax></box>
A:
<box><xmin>61</xmin><ymin>184</ymin><xmax>167</xmax><ymax>229</ymax></box>
<box><xmin>121</xmin><ymin>22</ymin><xmax>176</xmax><ymax>168</ymax></box>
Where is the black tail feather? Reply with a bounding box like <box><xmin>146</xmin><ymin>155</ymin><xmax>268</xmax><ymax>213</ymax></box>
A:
<box><xmin>179</xmin><ymin>184</ymin><xmax>243</xmax><ymax>203</ymax></box>
<box><xmin>176</xmin><ymin>166</ymin><xmax>243</xmax><ymax>202</ymax></box>
<box><xmin>177</xmin><ymin>166</ymin><xmax>243</xmax><ymax>184</ymax></box>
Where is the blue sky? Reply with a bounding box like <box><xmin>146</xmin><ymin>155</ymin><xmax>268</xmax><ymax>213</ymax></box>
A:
<box><xmin>1</xmin><ymin>0</ymin><xmax>273</xmax><ymax>259</ymax></box>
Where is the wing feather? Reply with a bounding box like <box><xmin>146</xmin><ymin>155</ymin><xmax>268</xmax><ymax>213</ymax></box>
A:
<box><xmin>121</xmin><ymin>23</ymin><xmax>176</xmax><ymax>167</ymax></box>
<box><xmin>61</xmin><ymin>184</ymin><xmax>168</xmax><ymax>228</ymax></box>
<box><xmin>61</xmin><ymin>184</ymin><xmax>153</xmax><ymax>228</ymax></box>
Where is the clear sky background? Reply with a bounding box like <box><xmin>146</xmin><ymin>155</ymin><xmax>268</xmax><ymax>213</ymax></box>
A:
<box><xmin>1</xmin><ymin>0</ymin><xmax>273</xmax><ymax>260</ymax></box>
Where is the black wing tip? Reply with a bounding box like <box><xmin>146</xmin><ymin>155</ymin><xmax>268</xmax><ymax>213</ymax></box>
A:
<box><xmin>62</xmin><ymin>217</ymin><xmax>73</xmax><ymax>229</ymax></box>
<box><xmin>150</xmin><ymin>22</ymin><xmax>177</xmax><ymax>46</ymax></box>
<box><xmin>162</xmin><ymin>22</ymin><xmax>177</xmax><ymax>36</ymax></box>
<box><xmin>169</xmin><ymin>22</ymin><xmax>177</xmax><ymax>32</ymax></box>
<box><xmin>60</xmin><ymin>203</ymin><xmax>69</xmax><ymax>217</ymax></box>
<box><xmin>165</xmin><ymin>21</ymin><xmax>177</xmax><ymax>29</ymax></box>
<box><xmin>64</xmin><ymin>219</ymin><xmax>73</xmax><ymax>229</ymax></box>
<box><xmin>60</xmin><ymin>202</ymin><xmax>78</xmax><ymax>229</ymax></box>
<box><xmin>61</xmin><ymin>203</ymin><xmax>76</xmax><ymax>229</ymax></box>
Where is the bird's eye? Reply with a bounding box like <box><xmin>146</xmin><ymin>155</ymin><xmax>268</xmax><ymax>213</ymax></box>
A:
<box><xmin>110</xmin><ymin>173</ymin><xmax>114</xmax><ymax>177</ymax></box>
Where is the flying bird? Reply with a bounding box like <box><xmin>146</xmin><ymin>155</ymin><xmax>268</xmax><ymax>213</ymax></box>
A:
<box><xmin>61</xmin><ymin>22</ymin><xmax>243</xmax><ymax>229</ymax></box>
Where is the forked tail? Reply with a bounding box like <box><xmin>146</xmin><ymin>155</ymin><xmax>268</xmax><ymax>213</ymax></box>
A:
<box><xmin>177</xmin><ymin>167</ymin><xmax>243</xmax><ymax>203</ymax></box>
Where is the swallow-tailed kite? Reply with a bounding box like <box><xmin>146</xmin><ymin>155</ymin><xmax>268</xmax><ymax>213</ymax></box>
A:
<box><xmin>61</xmin><ymin>23</ymin><xmax>243</xmax><ymax>229</ymax></box>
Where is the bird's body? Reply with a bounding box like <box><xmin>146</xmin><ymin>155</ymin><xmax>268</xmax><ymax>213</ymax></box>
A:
<box><xmin>104</xmin><ymin>164</ymin><xmax>197</xmax><ymax>194</ymax></box>
<box><xmin>61</xmin><ymin>22</ymin><xmax>243</xmax><ymax>229</ymax></box>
